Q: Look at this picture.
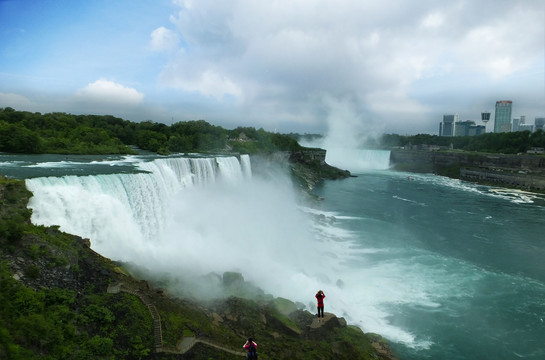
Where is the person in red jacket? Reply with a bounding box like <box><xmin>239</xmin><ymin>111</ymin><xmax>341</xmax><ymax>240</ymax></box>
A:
<box><xmin>315</xmin><ymin>290</ymin><xmax>325</xmax><ymax>320</ymax></box>
<box><xmin>243</xmin><ymin>337</ymin><xmax>258</xmax><ymax>359</ymax></box>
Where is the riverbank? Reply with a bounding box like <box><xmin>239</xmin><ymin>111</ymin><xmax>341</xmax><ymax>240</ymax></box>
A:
<box><xmin>390</xmin><ymin>148</ymin><xmax>545</xmax><ymax>192</ymax></box>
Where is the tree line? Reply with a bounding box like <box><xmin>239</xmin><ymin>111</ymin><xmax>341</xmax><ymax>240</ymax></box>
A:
<box><xmin>377</xmin><ymin>131</ymin><xmax>545</xmax><ymax>154</ymax></box>
<box><xmin>0</xmin><ymin>108</ymin><xmax>302</xmax><ymax>155</ymax></box>
<box><xmin>2</xmin><ymin>107</ymin><xmax>543</xmax><ymax>156</ymax></box>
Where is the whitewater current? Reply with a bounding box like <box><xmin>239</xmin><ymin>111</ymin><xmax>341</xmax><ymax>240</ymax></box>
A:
<box><xmin>6</xmin><ymin>150</ymin><xmax>544</xmax><ymax>360</ymax></box>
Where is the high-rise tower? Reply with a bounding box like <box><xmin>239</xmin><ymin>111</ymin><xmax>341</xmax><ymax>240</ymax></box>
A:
<box><xmin>535</xmin><ymin>117</ymin><xmax>545</xmax><ymax>131</ymax></box>
<box><xmin>481</xmin><ymin>112</ymin><xmax>490</xmax><ymax>132</ymax></box>
<box><xmin>440</xmin><ymin>114</ymin><xmax>457</xmax><ymax>136</ymax></box>
<box><xmin>493</xmin><ymin>100</ymin><xmax>512</xmax><ymax>133</ymax></box>
<box><xmin>481</xmin><ymin>112</ymin><xmax>490</xmax><ymax>125</ymax></box>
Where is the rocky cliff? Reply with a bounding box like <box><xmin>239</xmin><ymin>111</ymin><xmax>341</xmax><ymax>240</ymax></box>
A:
<box><xmin>250</xmin><ymin>149</ymin><xmax>351</xmax><ymax>191</ymax></box>
<box><xmin>390</xmin><ymin>149</ymin><xmax>545</xmax><ymax>191</ymax></box>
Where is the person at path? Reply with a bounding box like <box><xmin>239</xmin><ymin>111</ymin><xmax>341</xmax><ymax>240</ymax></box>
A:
<box><xmin>315</xmin><ymin>290</ymin><xmax>325</xmax><ymax>320</ymax></box>
<box><xmin>243</xmin><ymin>337</ymin><xmax>258</xmax><ymax>359</ymax></box>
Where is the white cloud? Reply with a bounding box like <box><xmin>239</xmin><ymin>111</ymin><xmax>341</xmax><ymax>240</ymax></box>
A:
<box><xmin>75</xmin><ymin>79</ymin><xmax>144</xmax><ymax>106</ymax></box>
<box><xmin>191</xmin><ymin>70</ymin><xmax>242</xmax><ymax>100</ymax></box>
<box><xmin>150</xmin><ymin>26</ymin><xmax>179</xmax><ymax>52</ymax></box>
<box><xmin>421</xmin><ymin>12</ymin><xmax>445</xmax><ymax>28</ymax></box>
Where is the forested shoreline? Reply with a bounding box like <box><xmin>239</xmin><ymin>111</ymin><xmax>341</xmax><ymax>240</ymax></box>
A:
<box><xmin>378</xmin><ymin>131</ymin><xmax>545</xmax><ymax>154</ymax></box>
<box><xmin>0</xmin><ymin>107</ymin><xmax>306</xmax><ymax>155</ymax></box>
<box><xmin>2</xmin><ymin>107</ymin><xmax>544</xmax><ymax>157</ymax></box>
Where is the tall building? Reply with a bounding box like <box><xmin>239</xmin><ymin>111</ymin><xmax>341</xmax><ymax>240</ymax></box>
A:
<box><xmin>494</xmin><ymin>100</ymin><xmax>512</xmax><ymax>133</ymax></box>
<box><xmin>519</xmin><ymin>124</ymin><xmax>534</xmax><ymax>132</ymax></box>
<box><xmin>513</xmin><ymin>116</ymin><xmax>532</xmax><ymax>132</ymax></box>
<box><xmin>454</xmin><ymin>120</ymin><xmax>485</xmax><ymax>136</ymax></box>
<box><xmin>535</xmin><ymin>117</ymin><xmax>545</xmax><ymax>131</ymax></box>
<box><xmin>440</xmin><ymin>114</ymin><xmax>457</xmax><ymax>136</ymax></box>
<box><xmin>455</xmin><ymin>120</ymin><xmax>473</xmax><ymax>136</ymax></box>
<box><xmin>512</xmin><ymin>118</ymin><xmax>520</xmax><ymax>132</ymax></box>
<box><xmin>481</xmin><ymin>112</ymin><xmax>490</xmax><ymax>132</ymax></box>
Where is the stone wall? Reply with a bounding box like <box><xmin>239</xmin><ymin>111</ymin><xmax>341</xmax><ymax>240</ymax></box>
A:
<box><xmin>390</xmin><ymin>149</ymin><xmax>545</xmax><ymax>191</ymax></box>
<box><xmin>460</xmin><ymin>168</ymin><xmax>545</xmax><ymax>190</ymax></box>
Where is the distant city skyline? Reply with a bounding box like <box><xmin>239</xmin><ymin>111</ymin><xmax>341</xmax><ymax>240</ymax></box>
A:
<box><xmin>439</xmin><ymin>99</ymin><xmax>544</xmax><ymax>136</ymax></box>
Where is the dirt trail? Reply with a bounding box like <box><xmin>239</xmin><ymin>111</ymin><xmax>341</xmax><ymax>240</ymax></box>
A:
<box><xmin>108</xmin><ymin>282</ymin><xmax>246</xmax><ymax>356</ymax></box>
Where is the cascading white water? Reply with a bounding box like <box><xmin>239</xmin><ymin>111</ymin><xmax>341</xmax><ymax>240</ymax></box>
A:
<box><xmin>26</xmin><ymin>156</ymin><xmax>245</xmax><ymax>260</ymax></box>
<box><xmin>216</xmin><ymin>156</ymin><xmax>244</xmax><ymax>184</ymax></box>
<box><xmin>325</xmin><ymin>148</ymin><xmax>391</xmax><ymax>172</ymax></box>
<box><xmin>240</xmin><ymin>154</ymin><xmax>252</xmax><ymax>178</ymax></box>
<box><xmin>25</xmin><ymin>154</ymin><xmax>324</xmax><ymax>278</ymax></box>
<box><xmin>23</xmin><ymin>153</ymin><xmax>422</xmax><ymax>348</ymax></box>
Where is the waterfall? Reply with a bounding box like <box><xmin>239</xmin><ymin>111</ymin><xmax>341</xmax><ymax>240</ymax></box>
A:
<box><xmin>325</xmin><ymin>148</ymin><xmax>391</xmax><ymax>172</ymax></box>
<box><xmin>22</xmin><ymin>152</ymin><xmax>374</xmax><ymax>336</ymax></box>
<box><xmin>25</xmin><ymin>155</ymin><xmax>251</xmax><ymax>260</ymax></box>
<box><xmin>24</xmin><ymin>153</ymin><xmax>337</xmax><ymax>318</ymax></box>
<box><xmin>216</xmin><ymin>156</ymin><xmax>244</xmax><ymax>184</ymax></box>
<box><xmin>240</xmin><ymin>154</ymin><xmax>252</xmax><ymax>178</ymax></box>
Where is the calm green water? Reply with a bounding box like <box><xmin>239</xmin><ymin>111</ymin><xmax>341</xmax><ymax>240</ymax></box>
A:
<box><xmin>311</xmin><ymin>170</ymin><xmax>545</xmax><ymax>360</ymax></box>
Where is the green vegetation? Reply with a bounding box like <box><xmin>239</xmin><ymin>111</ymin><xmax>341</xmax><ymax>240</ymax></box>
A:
<box><xmin>379</xmin><ymin>131</ymin><xmax>545</xmax><ymax>154</ymax></box>
<box><xmin>0</xmin><ymin>177</ymin><xmax>156</xmax><ymax>359</ymax></box>
<box><xmin>0</xmin><ymin>107</ymin><xmax>304</xmax><ymax>155</ymax></box>
<box><xmin>0</xmin><ymin>268</ymin><xmax>155</xmax><ymax>360</ymax></box>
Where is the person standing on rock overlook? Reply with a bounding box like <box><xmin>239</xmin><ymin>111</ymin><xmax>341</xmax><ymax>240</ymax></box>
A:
<box><xmin>315</xmin><ymin>290</ymin><xmax>325</xmax><ymax>321</ymax></box>
<box><xmin>243</xmin><ymin>337</ymin><xmax>258</xmax><ymax>359</ymax></box>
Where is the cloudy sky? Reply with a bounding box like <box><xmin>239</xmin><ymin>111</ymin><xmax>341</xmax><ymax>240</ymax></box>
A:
<box><xmin>1</xmin><ymin>0</ymin><xmax>544</xmax><ymax>136</ymax></box>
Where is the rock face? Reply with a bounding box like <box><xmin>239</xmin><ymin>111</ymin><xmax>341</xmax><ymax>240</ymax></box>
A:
<box><xmin>288</xmin><ymin>150</ymin><xmax>351</xmax><ymax>190</ymax></box>
<box><xmin>308</xmin><ymin>312</ymin><xmax>347</xmax><ymax>333</ymax></box>
<box><xmin>250</xmin><ymin>149</ymin><xmax>351</xmax><ymax>190</ymax></box>
<box><xmin>390</xmin><ymin>149</ymin><xmax>545</xmax><ymax>191</ymax></box>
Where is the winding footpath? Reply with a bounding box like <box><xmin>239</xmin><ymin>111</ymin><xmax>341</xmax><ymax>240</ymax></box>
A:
<box><xmin>107</xmin><ymin>282</ymin><xmax>246</xmax><ymax>357</ymax></box>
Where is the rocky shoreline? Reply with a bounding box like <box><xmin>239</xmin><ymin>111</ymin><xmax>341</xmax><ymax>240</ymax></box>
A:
<box><xmin>390</xmin><ymin>148</ymin><xmax>545</xmax><ymax>192</ymax></box>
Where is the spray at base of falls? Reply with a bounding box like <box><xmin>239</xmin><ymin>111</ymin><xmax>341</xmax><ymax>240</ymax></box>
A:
<box><xmin>26</xmin><ymin>153</ymin><xmax>422</xmax><ymax>349</ymax></box>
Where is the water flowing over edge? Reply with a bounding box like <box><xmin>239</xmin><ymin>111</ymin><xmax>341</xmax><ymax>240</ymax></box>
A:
<box><xmin>325</xmin><ymin>148</ymin><xmax>391</xmax><ymax>172</ymax></box>
<box><xmin>25</xmin><ymin>153</ymin><xmax>435</xmax><ymax>349</ymax></box>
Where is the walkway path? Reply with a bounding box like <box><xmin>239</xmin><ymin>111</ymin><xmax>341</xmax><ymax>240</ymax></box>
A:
<box><xmin>107</xmin><ymin>283</ymin><xmax>163</xmax><ymax>352</ymax></box>
<box><xmin>107</xmin><ymin>282</ymin><xmax>246</xmax><ymax>357</ymax></box>
<box><xmin>175</xmin><ymin>337</ymin><xmax>246</xmax><ymax>357</ymax></box>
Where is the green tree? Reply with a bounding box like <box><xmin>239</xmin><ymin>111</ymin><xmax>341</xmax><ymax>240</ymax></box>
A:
<box><xmin>0</xmin><ymin>122</ymin><xmax>44</xmax><ymax>153</ymax></box>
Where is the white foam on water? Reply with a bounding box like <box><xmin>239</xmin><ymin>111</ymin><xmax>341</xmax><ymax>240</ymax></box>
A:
<box><xmin>26</xmin><ymin>161</ymin><xmax>76</xmax><ymax>168</ymax></box>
